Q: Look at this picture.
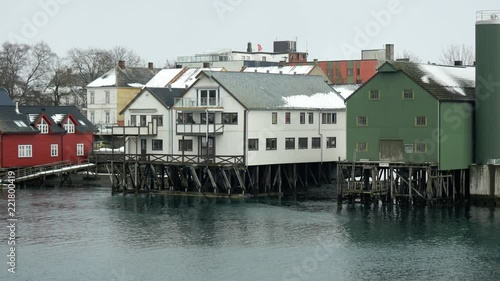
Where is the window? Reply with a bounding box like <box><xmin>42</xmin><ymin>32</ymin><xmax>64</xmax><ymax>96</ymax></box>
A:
<box><xmin>285</xmin><ymin>112</ymin><xmax>291</xmax><ymax>124</ymax></box>
<box><xmin>312</xmin><ymin>137</ymin><xmax>321</xmax><ymax>149</ymax></box>
<box><xmin>272</xmin><ymin>112</ymin><xmax>277</xmax><ymax>124</ymax></box>
<box><xmin>63</xmin><ymin>119</ymin><xmax>75</xmax><ymax>133</ymax></box>
<box><xmin>415</xmin><ymin>143</ymin><xmax>427</xmax><ymax>153</ymax></box>
<box><xmin>299</xmin><ymin>112</ymin><xmax>305</xmax><ymax>124</ymax></box>
<box><xmin>89</xmin><ymin>91</ymin><xmax>95</xmax><ymax>104</ymax></box>
<box><xmin>65</xmin><ymin>96</ymin><xmax>70</xmax><ymax>105</ymax></box>
<box><xmin>308</xmin><ymin>112</ymin><xmax>314</xmax><ymax>124</ymax></box>
<box><xmin>356</xmin><ymin>142</ymin><xmax>367</xmax><ymax>152</ymax></box>
<box><xmin>130</xmin><ymin>115</ymin><xmax>136</xmax><ymax>126</ymax></box>
<box><xmin>199</xmin><ymin>89</ymin><xmax>218</xmax><ymax>106</ymax></box>
<box><xmin>179</xmin><ymin>140</ymin><xmax>193</xmax><ymax>151</ymax></box>
<box><xmin>152</xmin><ymin>115</ymin><xmax>163</xmax><ymax>126</ymax></box>
<box><xmin>266</xmin><ymin>138</ymin><xmax>277</xmax><ymax>150</ymax></box>
<box><xmin>37</xmin><ymin>118</ymin><xmax>49</xmax><ymax>134</ymax></box>
<box><xmin>415</xmin><ymin>116</ymin><xmax>427</xmax><ymax>127</ymax></box>
<box><xmin>369</xmin><ymin>89</ymin><xmax>380</xmax><ymax>100</ymax></box>
<box><xmin>152</xmin><ymin>139</ymin><xmax>163</xmax><ymax>151</ymax></box>
<box><xmin>357</xmin><ymin>116</ymin><xmax>367</xmax><ymax>126</ymax></box>
<box><xmin>347</xmin><ymin>68</ymin><xmax>353</xmax><ymax>75</ymax></box>
<box><xmin>105</xmin><ymin>111</ymin><xmax>111</xmax><ymax>124</ymax></box>
<box><xmin>326</xmin><ymin>137</ymin><xmax>336</xmax><ymax>148</ymax></box>
<box><xmin>51</xmin><ymin>144</ymin><xmax>58</xmax><ymax>157</ymax></box>
<box><xmin>298</xmin><ymin>138</ymin><xmax>308</xmax><ymax>149</ymax></box>
<box><xmin>403</xmin><ymin>89</ymin><xmax>414</xmax><ymax>99</ymax></box>
<box><xmin>200</xmin><ymin>113</ymin><xmax>215</xmax><ymax>124</ymax></box>
<box><xmin>105</xmin><ymin>91</ymin><xmax>110</xmax><ymax>103</ymax></box>
<box><xmin>90</xmin><ymin>111</ymin><xmax>95</xmax><ymax>123</ymax></box>
<box><xmin>248</xmin><ymin>139</ymin><xmax>259</xmax><ymax>151</ymax></box>
<box><xmin>177</xmin><ymin>113</ymin><xmax>193</xmax><ymax>124</ymax></box>
<box><xmin>262</xmin><ymin>56</ymin><xmax>267</xmax><ymax>62</ymax></box>
<box><xmin>322</xmin><ymin>113</ymin><xmax>337</xmax><ymax>124</ymax></box>
<box><xmin>77</xmin><ymin>143</ymin><xmax>84</xmax><ymax>156</ymax></box>
<box><xmin>285</xmin><ymin>138</ymin><xmax>295</xmax><ymax>150</ymax></box>
<box><xmin>222</xmin><ymin>113</ymin><xmax>238</xmax><ymax>125</ymax></box>
<box><xmin>140</xmin><ymin>115</ymin><xmax>147</xmax><ymax>126</ymax></box>
<box><xmin>18</xmin><ymin>145</ymin><xmax>32</xmax><ymax>158</ymax></box>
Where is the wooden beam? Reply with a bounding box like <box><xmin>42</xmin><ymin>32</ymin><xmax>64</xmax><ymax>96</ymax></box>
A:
<box><xmin>190</xmin><ymin>166</ymin><xmax>202</xmax><ymax>191</ymax></box>
<box><xmin>234</xmin><ymin>167</ymin><xmax>246</xmax><ymax>193</ymax></box>
<box><xmin>207</xmin><ymin>168</ymin><xmax>218</xmax><ymax>193</ymax></box>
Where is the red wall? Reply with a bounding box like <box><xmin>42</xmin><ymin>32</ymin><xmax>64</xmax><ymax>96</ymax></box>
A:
<box><xmin>62</xmin><ymin>132</ymin><xmax>94</xmax><ymax>164</ymax></box>
<box><xmin>1</xmin><ymin>134</ymin><xmax>63</xmax><ymax>168</ymax></box>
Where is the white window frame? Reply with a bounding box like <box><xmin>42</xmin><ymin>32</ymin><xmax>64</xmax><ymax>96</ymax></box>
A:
<box><xmin>105</xmin><ymin>91</ymin><xmax>110</xmax><ymax>104</ymax></box>
<box><xmin>77</xmin><ymin>143</ymin><xmax>84</xmax><ymax>156</ymax></box>
<box><xmin>105</xmin><ymin>111</ymin><xmax>111</xmax><ymax>124</ymax></box>
<box><xmin>38</xmin><ymin>118</ymin><xmax>49</xmax><ymax>134</ymax></box>
<box><xmin>64</xmin><ymin>119</ymin><xmax>75</xmax><ymax>134</ymax></box>
<box><xmin>18</xmin><ymin>145</ymin><xmax>33</xmax><ymax>158</ymax></box>
<box><xmin>90</xmin><ymin>91</ymin><xmax>95</xmax><ymax>104</ymax></box>
<box><xmin>51</xmin><ymin>144</ymin><xmax>58</xmax><ymax>157</ymax></box>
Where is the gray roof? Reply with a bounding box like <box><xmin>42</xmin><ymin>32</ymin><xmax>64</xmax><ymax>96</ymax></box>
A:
<box><xmin>202</xmin><ymin>72</ymin><xmax>337</xmax><ymax>109</ymax></box>
<box><xmin>0</xmin><ymin>88</ymin><xmax>14</xmax><ymax>106</ymax></box>
<box><xmin>19</xmin><ymin>106</ymin><xmax>98</xmax><ymax>133</ymax></box>
<box><xmin>0</xmin><ymin>106</ymin><xmax>38</xmax><ymax>134</ymax></box>
<box><xmin>120</xmin><ymin>87</ymin><xmax>185</xmax><ymax>114</ymax></box>
<box><xmin>382</xmin><ymin>61</ymin><xmax>475</xmax><ymax>101</ymax></box>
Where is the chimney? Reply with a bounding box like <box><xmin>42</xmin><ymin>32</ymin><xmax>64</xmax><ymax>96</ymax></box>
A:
<box><xmin>247</xmin><ymin>42</ymin><xmax>253</xmax><ymax>53</ymax></box>
<box><xmin>385</xmin><ymin>44</ymin><xmax>394</xmax><ymax>61</ymax></box>
<box><xmin>313</xmin><ymin>59</ymin><xmax>318</xmax><ymax>65</ymax></box>
<box><xmin>15</xmin><ymin>102</ymin><xmax>19</xmax><ymax>114</ymax></box>
<box><xmin>148</xmin><ymin>62</ymin><xmax>154</xmax><ymax>70</ymax></box>
<box><xmin>279</xmin><ymin>70</ymin><xmax>283</xmax><ymax>74</ymax></box>
<box><xmin>118</xmin><ymin>60</ymin><xmax>125</xmax><ymax>69</ymax></box>
<box><xmin>203</xmin><ymin>62</ymin><xmax>211</xmax><ymax>68</ymax></box>
<box><xmin>279</xmin><ymin>61</ymin><xmax>286</xmax><ymax>67</ymax></box>
<box><xmin>454</xmin><ymin>60</ymin><xmax>463</xmax><ymax>66</ymax></box>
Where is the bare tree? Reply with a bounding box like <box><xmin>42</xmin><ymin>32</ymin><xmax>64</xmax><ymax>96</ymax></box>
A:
<box><xmin>164</xmin><ymin>59</ymin><xmax>178</xmax><ymax>69</ymax></box>
<box><xmin>0</xmin><ymin>42</ymin><xmax>30</xmax><ymax>101</ymax></box>
<box><xmin>396</xmin><ymin>50</ymin><xmax>422</xmax><ymax>63</ymax></box>
<box><xmin>110</xmin><ymin>46</ymin><xmax>143</xmax><ymax>67</ymax></box>
<box><xmin>439</xmin><ymin>44</ymin><xmax>474</xmax><ymax>66</ymax></box>
<box><xmin>67</xmin><ymin>47</ymin><xmax>114</xmax><ymax>88</ymax></box>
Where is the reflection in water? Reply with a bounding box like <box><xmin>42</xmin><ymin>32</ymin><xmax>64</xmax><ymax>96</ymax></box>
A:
<box><xmin>0</xmin><ymin>188</ymin><xmax>499</xmax><ymax>281</ymax></box>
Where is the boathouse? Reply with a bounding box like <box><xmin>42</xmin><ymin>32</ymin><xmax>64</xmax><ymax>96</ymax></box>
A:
<box><xmin>341</xmin><ymin>61</ymin><xmax>475</xmax><ymax>204</ymax></box>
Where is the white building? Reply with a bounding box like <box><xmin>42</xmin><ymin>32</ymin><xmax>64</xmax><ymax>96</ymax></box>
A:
<box><xmin>121</xmin><ymin>71</ymin><xmax>346</xmax><ymax>167</ymax></box>
<box><xmin>86</xmin><ymin>61</ymin><xmax>159</xmax><ymax>133</ymax></box>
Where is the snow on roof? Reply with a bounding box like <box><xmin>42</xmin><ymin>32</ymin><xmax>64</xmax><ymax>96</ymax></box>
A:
<box><xmin>127</xmin><ymin>83</ymin><xmax>145</xmax><ymax>88</ymax></box>
<box><xmin>28</xmin><ymin>114</ymin><xmax>39</xmax><ymax>123</ymax></box>
<box><xmin>87</xmin><ymin>69</ymin><xmax>116</xmax><ymax>88</ymax></box>
<box><xmin>281</xmin><ymin>92</ymin><xmax>346</xmax><ymax>109</ymax></box>
<box><xmin>170</xmin><ymin>68</ymin><xmax>225</xmax><ymax>89</ymax></box>
<box><xmin>418</xmin><ymin>64</ymin><xmax>475</xmax><ymax>96</ymax></box>
<box><xmin>51</xmin><ymin>114</ymin><xmax>66</xmax><ymax>123</ymax></box>
<box><xmin>243</xmin><ymin>65</ymin><xmax>314</xmax><ymax>75</ymax></box>
<box><xmin>332</xmin><ymin>84</ymin><xmax>362</xmax><ymax>100</ymax></box>
<box><xmin>145</xmin><ymin>69</ymin><xmax>184</xmax><ymax>88</ymax></box>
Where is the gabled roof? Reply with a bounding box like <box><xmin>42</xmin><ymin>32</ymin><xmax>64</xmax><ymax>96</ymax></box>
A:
<box><xmin>145</xmin><ymin>68</ymin><xmax>185</xmax><ymax>88</ymax></box>
<box><xmin>199</xmin><ymin>72</ymin><xmax>345</xmax><ymax>110</ymax></box>
<box><xmin>87</xmin><ymin>66</ymin><xmax>160</xmax><ymax>88</ymax></box>
<box><xmin>0</xmin><ymin>88</ymin><xmax>14</xmax><ymax>106</ymax></box>
<box><xmin>379</xmin><ymin>61</ymin><xmax>475</xmax><ymax>101</ymax></box>
<box><xmin>145</xmin><ymin>67</ymin><xmax>225</xmax><ymax>89</ymax></box>
<box><xmin>120</xmin><ymin>87</ymin><xmax>185</xmax><ymax>114</ymax></box>
<box><xmin>331</xmin><ymin>84</ymin><xmax>362</xmax><ymax>100</ymax></box>
<box><xmin>0</xmin><ymin>106</ymin><xmax>38</xmax><ymax>134</ymax></box>
<box><xmin>19</xmin><ymin>106</ymin><xmax>98</xmax><ymax>133</ymax></box>
<box><xmin>242</xmin><ymin>65</ymin><xmax>315</xmax><ymax>75</ymax></box>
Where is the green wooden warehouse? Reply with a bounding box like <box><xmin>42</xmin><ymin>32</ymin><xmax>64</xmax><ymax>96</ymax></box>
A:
<box><xmin>338</xmin><ymin>61</ymin><xmax>475</xmax><ymax>205</ymax></box>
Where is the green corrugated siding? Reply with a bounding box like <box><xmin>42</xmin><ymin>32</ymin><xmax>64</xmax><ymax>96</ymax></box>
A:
<box><xmin>475</xmin><ymin>22</ymin><xmax>500</xmax><ymax>164</ymax></box>
<box><xmin>347</xmin><ymin>71</ymin><xmax>439</xmax><ymax>163</ymax></box>
<box><xmin>440</xmin><ymin>102</ymin><xmax>474</xmax><ymax>170</ymax></box>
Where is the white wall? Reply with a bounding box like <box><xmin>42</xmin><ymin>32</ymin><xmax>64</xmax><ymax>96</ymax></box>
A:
<box><xmin>122</xmin><ymin>89</ymin><xmax>173</xmax><ymax>155</ymax></box>
<box><xmin>246</xmin><ymin>110</ymin><xmax>346</xmax><ymax>166</ymax></box>
<box><xmin>87</xmin><ymin>88</ymin><xmax>117</xmax><ymax>125</ymax></box>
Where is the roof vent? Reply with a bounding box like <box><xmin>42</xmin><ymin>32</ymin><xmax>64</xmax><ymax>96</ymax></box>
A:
<box><xmin>454</xmin><ymin>60</ymin><xmax>463</xmax><ymax>66</ymax></box>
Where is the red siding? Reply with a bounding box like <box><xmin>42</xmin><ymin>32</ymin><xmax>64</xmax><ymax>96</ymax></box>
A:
<box><xmin>1</xmin><ymin>134</ymin><xmax>63</xmax><ymax>168</ymax></box>
<box><xmin>62</xmin><ymin>132</ymin><xmax>94</xmax><ymax>164</ymax></box>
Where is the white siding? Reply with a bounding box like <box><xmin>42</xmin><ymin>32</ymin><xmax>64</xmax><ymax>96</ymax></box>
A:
<box><xmin>87</xmin><ymin>88</ymin><xmax>118</xmax><ymax>125</ymax></box>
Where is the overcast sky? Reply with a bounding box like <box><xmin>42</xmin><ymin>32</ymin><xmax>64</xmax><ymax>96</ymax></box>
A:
<box><xmin>1</xmin><ymin>0</ymin><xmax>497</xmax><ymax>67</ymax></box>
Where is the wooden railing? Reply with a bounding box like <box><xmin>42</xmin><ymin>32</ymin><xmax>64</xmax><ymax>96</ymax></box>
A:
<box><xmin>1</xmin><ymin>158</ymin><xmax>92</xmax><ymax>182</ymax></box>
<box><xmin>90</xmin><ymin>153</ymin><xmax>244</xmax><ymax>166</ymax></box>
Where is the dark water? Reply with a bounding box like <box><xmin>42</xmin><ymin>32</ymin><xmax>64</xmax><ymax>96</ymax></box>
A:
<box><xmin>1</xmin><ymin>187</ymin><xmax>500</xmax><ymax>281</ymax></box>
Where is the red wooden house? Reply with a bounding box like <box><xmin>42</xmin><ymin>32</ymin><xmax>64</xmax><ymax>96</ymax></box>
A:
<box><xmin>0</xmin><ymin>89</ymin><xmax>97</xmax><ymax>168</ymax></box>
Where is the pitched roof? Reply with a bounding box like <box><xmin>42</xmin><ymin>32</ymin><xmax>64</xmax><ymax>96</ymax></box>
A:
<box><xmin>0</xmin><ymin>88</ymin><xmax>14</xmax><ymax>106</ymax></box>
<box><xmin>87</xmin><ymin>66</ymin><xmax>160</xmax><ymax>88</ymax></box>
<box><xmin>145</xmin><ymin>67</ymin><xmax>225</xmax><ymax>88</ymax></box>
<box><xmin>120</xmin><ymin>87</ymin><xmax>185</xmax><ymax>114</ymax></box>
<box><xmin>0</xmin><ymin>106</ymin><xmax>38</xmax><ymax>134</ymax></box>
<box><xmin>145</xmin><ymin>68</ymin><xmax>184</xmax><ymax>87</ymax></box>
<box><xmin>331</xmin><ymin>84</ymin><xmax>362</xmax><ymax>100</ymax></box>
<box><xmin>201</xmin><ymin>71</ymin><xmax>345</xmax><ymax>110</ymax></box>
<box><xmin>382</xmin><ymin>61</ymin><xmax>475</xmax><ymax>101</ymax></box>
<box><xmin>19</xmin><ymin>106</ymin><xmax>98</xmax><ymax>133</ymax></box>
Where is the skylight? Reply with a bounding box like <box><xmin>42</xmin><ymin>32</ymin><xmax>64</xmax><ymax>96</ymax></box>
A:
<box><xmin>14</xmin><ymin>120</ymin><xmax>28</xmax><ymax>127</ymax></box>
<box><xmin>78</xmin><ymin>120</ymin><xmax>86</xmax><ymax>126</ymax></box>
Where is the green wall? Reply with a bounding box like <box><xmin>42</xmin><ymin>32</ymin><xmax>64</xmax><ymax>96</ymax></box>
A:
<box><xmin>346</xmin><ymin>71</ymin><xmax>439</xmax><ymax>164</ymax></box>
<box><xmin>440</xmin><ymin>102</ymin><xmax>474</xmax><ymax>170</ymax></box>
<box><xmin>475</xmin><ymin>22</ymin><xmax>500</xmax><ymax>164</ymax></box>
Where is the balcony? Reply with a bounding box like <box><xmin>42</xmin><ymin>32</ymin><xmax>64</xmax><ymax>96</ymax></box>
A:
<box><xmin>174</xmin><ymin>98</ymin><xmax>224</xmax><ymax>109</ymax></box>
<box><xmin>176</xmin><ymin>123</ymin><xmax>224</xmax><ymax>135</ymax></box>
